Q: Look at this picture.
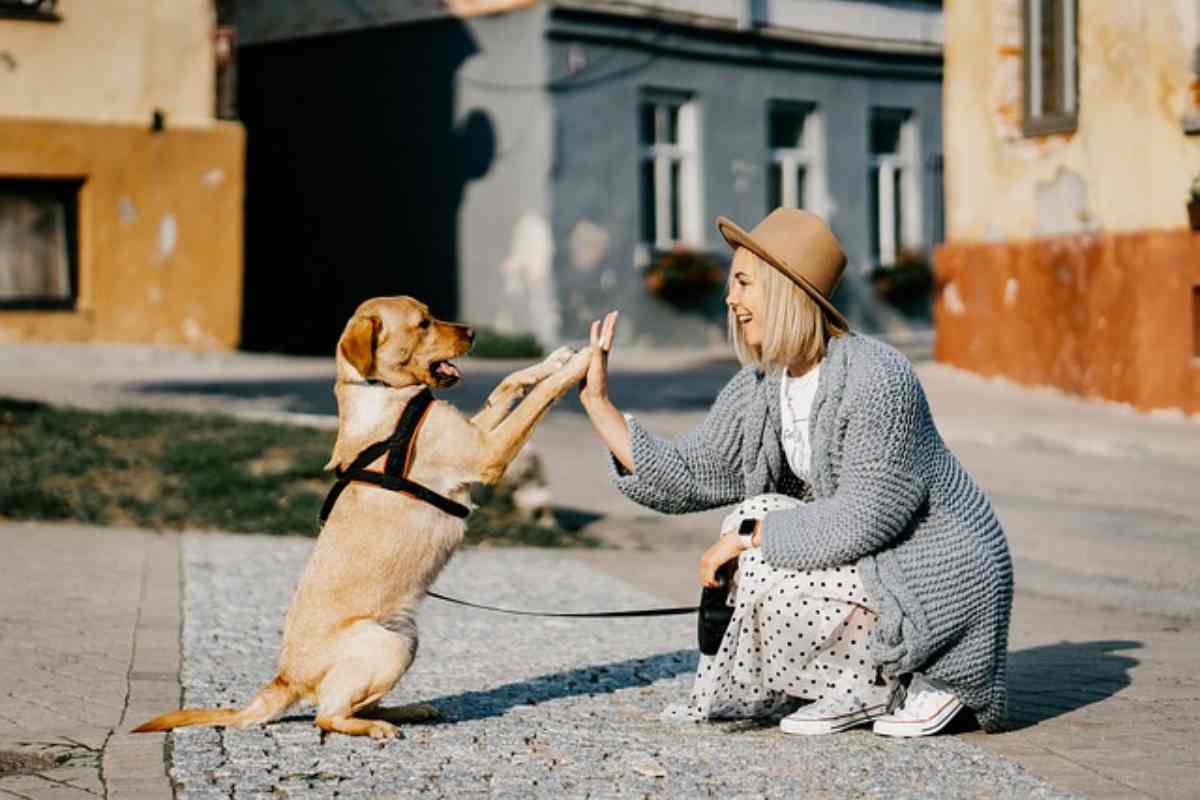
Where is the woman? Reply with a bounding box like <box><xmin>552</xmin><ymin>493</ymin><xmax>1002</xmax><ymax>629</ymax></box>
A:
<box><xmin>579</xmin><ymin>209</ymin><xmax>1012</xmax><ymax>736</ymax></box>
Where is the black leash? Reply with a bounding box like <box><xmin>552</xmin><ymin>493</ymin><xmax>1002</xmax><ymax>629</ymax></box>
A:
<box><xmin>322</xmin><ymin>385</ymin><xmax>696</xmax><ymax>620</ymax></box>
<box><xmin>427</xmin><ymin>590</ymin><xmax>697</xmax><ymax>618</ymax></box>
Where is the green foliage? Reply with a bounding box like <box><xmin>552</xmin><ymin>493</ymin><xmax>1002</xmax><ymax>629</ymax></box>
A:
<box><xmin>468</xmin><ymin>328</ymin><xmax>544</xmax><ymax>359</ymax></box>
<box><xmin>0</xmin><ymin>397</ymin><xmax>589</xmax><ymax>546</ymax></box>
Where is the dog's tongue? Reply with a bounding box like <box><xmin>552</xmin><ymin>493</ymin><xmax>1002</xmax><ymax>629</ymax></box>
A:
<box><xmin>434</xmin><ymin>361</ymin><xmax>461</xmax><ymax>381</ymax></box>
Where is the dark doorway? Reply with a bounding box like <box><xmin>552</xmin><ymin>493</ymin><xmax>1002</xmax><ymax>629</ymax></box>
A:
<box><xmin>237</xmin><ymin>18</ymin><xmax>494</xmax><ymax>354</ymax></box>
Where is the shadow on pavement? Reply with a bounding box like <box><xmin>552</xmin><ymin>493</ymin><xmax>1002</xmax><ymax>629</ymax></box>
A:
<box><xmin>1003</xmin><ymin>639</ymin><xmax>1140</xmax><ymax>730</ymax></box>
<box><xmin>129</xmin><ymin>361</ymin><xmax>743</xmax><ymax>418</ymax></box>
<box><xmin>125</xmin><ymin>335</ymin><xmax>934</xmax><ymax>419</ymax></box>
<box><xmin>420</xmin><ymin>649</ymin><xmax>698</xmax><ymax>723</ymax></box>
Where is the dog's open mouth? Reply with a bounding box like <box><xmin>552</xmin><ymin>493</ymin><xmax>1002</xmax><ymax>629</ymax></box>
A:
<box><xmin>431</xmin><ymin>359</ymin><xmax>462</xmax><ymax>387</ymax></box>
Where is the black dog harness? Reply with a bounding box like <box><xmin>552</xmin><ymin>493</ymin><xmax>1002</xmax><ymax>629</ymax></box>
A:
<box><xmin>317</xmin><ymin>384</ymin><xmax>696</xmax><ymax>620</ymax></box>
<box><xmin>319</xmin><ymin>387</ymin><xmax>470</xmax><ymax>523</ymax></box>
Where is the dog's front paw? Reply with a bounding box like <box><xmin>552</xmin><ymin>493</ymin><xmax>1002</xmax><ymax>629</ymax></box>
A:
<box><xmin>562</xmin><ymin>346</ymin><xmax>593</xmax><ymax>381</ymax></box>
<box><xmin>544</xmin><ymin>346</ymin><xmax>574</xmax><ymax>369</ymax></box>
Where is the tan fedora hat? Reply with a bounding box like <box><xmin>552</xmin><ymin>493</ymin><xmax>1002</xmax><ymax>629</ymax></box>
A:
<box><xmin>717</xmin><ymin>208</ymin><xmax>850</xmax><ymax>331</ymax></box>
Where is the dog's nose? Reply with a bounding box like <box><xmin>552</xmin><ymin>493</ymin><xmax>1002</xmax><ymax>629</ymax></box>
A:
<box><xmin>465</xmin><ymin>327</ymin><xmax>475</xmax><ymax>343</ymax></box>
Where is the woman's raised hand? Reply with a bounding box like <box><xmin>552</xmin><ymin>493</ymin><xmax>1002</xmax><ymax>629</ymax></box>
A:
<box><xmin>580</xmin><ymin>310</ymin><xmax>618</xmax><ymax>406</ymax></box>
<box><xmin>578</xmin><ymin>311</ymin><xmax>634</xmax><ymax>473</ymax></box>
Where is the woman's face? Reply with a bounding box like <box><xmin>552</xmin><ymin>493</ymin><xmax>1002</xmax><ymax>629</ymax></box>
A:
<box><xmin>727</xmin><ymin>248</ymin><xmax>765</xmax><ymax>347</ymax></box>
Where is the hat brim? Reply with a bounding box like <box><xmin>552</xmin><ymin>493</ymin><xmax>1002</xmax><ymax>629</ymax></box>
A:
<box><xmin>717</xmin><ymin>215</ymin><xmax>851</xmax><ymax>332</ymax></box>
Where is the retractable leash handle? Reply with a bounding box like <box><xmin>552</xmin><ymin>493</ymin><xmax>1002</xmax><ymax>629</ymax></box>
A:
<box><xmin>426</xmin><ymin>591</ymin><xmax>697</xmax><ymax>619</ymax></box>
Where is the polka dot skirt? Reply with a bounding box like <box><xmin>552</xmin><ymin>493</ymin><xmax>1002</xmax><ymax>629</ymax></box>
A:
<box><xmin>664</xmin><ymin>493</ymin><xmax>883</xmax><ymax>722</ymax></box>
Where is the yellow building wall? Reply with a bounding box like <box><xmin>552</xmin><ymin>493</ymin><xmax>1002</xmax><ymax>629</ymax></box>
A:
<box><xmin>0</xmin><ymin>0</ymin><xmax>216</xmax><ymax>126</ymax></box>
<box><xmin>943</xmin><ymin>0</ymin><xmax>1200</xmax><ymax>241</ymax></box>
<box><xmin>0</xmin><ymin>119</ymin><xmax>244</xmax><ymax>349</ymax></box>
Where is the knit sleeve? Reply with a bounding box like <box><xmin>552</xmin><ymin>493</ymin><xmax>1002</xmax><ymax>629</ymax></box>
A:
<box><xmin>606</xmin><ymin>368</ymin><xmax>752</xmax><ymax>514</ymax></box>
<box><xmin>760</xmin><ymin>354</ymin><xmax>930</xmax><ymax>570</ymax></box>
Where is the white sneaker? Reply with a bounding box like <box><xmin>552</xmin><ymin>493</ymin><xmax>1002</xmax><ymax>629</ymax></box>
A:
<box><xmin>779</xmin><ymin>683</ymin><xmax>894</xmax><ymax>735</ymax></box>
<box><xmin>872</xmin><ymin>673</ymin><xmax>964</xmax><ymax>737</ymax></box>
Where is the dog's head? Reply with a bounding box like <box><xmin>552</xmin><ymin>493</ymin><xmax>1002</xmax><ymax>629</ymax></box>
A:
<box><xmin>335</xmin><ymin>296</ymin><xmax>474</xmax><ymax>389</ymax></box>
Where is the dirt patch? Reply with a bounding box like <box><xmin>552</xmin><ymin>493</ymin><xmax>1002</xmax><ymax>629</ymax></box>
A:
<box><xmin>0</xmin><ymin>749</ymin><xmax>59</xmax><ymax>776</ymax></box>
<box><xmin>247</xmin><ymin>447</ymin><xmax>296</xmax><ymax>477</ymax></box>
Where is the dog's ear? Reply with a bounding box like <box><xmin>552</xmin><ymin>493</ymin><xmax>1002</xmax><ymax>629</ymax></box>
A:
<box><xmin>339</xmin><ymin>314</ymin><xmax>379</xmax><ymax>380</ymax></box>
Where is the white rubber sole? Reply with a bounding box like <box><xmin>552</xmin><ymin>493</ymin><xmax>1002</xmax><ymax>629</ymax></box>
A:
<box><xmin>779</xmin><ymin>703</ymin><xmax>889</xmax><ymax>736</ymax></box>
<box><xmin>872</xmin><ymin>697</ymin><xmax>964</xmax><ymax>738</ymax></box>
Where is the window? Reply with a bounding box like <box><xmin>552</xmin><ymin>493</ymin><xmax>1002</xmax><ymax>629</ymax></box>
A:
<box><xmin>869</xmin><ymin>108</ymin><xmax>922</xmax><ymax>266</ymax></box>
<box><xmin>0</xmin><ymin>0</ymin><xmax>60</xmax><ymax>21</ymax></box>
<box><xmin>767</xmin><ymin>102</ymin><xmax>828</xmax><ymax>217</ymax></box>
<box><xmin>639</xmin><ymin>90</ymin><xmax>702</xmax><ymax>248</ymax></box>
<box><xmin>0</xmin><ymin>179</ymin><xmax>81</xmax><ymax>310</ymax></box>
<box><xmin>1023</xmin><ymin>0</ymin><xmax>1078</xmax><ymax>136</ymax></box>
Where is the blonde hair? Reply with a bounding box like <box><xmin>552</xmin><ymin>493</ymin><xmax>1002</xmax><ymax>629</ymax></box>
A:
<box><xmin>727</xmin><ymin>248</ymin><xmax>847</xmax><ymax>373</ymax></box>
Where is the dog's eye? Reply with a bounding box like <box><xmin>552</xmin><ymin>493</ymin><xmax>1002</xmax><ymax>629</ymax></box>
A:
<box><xmin>418</xmin><ymin>319</ymin><xmax>431</xmax><ymax>329</ymax></box>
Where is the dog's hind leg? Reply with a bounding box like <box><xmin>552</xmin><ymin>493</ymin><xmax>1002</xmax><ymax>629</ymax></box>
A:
<box><xmin>313</xmin><ymin>618</ymin><xmax>417</xmax><ymax>739</ymax></box>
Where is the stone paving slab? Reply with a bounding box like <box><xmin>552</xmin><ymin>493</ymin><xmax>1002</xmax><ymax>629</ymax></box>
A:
<box><xmin>0</xmin><ymin>523</ymin><xmax>179</xmax><ymax>800</ymax></box>
<box><xmin>171</xmin><ymin>533</ymin><xmax>1074</xmax><ymax>799</ymax></box>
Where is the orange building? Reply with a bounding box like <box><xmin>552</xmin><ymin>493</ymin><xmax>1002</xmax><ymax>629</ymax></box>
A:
<box><xmin>0</xmin><ymin>0</ymin><xmax>244</xmax><ymax>349</ymax></box>
<box><xmin>935</xmin><ymin>0</ymin><xmax>1200</xmax><ymax>414</ymax></box>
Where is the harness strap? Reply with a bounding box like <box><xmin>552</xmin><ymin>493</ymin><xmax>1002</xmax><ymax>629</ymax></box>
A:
<box><xmin>319</xmin><ymin>388</ymin><xmax>470</xmax><ymax>523</ymax></box>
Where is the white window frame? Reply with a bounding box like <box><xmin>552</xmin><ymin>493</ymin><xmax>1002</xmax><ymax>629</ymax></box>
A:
<box><xmin>767</xmin><ymin>103</ymin><xmax>829</xmax><ymax>218</ymax></box>
<box><xmin>871</xmin><ymin>110</ymin><xmax>922</xmax><ymax>267</ymax></box>
<box><xmin>639</xmin><ymin>92</ymin><xmax>703</xmax><ymax>249</ymax></box>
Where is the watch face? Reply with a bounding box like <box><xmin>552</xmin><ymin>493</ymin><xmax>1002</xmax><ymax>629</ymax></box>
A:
<box><xmin>738</xmin><ymin>518</ymin><xmax>758</xmax><ymax>535</ymax></box>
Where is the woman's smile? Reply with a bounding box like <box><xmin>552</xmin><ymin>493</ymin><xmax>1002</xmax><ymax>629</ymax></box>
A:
<box><xmin>727</xmin><ymin>249</ymin><xmax>764</xmax><ymax>346</ymax></box>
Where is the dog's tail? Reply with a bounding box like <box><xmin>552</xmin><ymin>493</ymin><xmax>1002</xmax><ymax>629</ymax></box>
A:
<box><xmin>132</xmin><ymin>675</ymin><xmax>299</xmax><ymax>733</ymax></box>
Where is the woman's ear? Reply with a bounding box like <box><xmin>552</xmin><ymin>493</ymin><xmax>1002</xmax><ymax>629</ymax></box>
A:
<box><xmin>338</xmin><ymin>314</ymin><xmax>379</xmax><ymax>379</ymax></box>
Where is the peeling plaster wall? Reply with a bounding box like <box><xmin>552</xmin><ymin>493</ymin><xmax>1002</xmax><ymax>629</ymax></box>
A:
<box><xmin>935</xmin><ymin>230</ymin><xmax>1200</xmax><ymax>414</ymax></box>
<box><xmin>0</xmin><ymin>119</ymin><xmax>244</xmax><ymax>349</ymax></box>
<box><xmin>938</xmin><ymin>0</ymin><xmax>1200</xmax><ymax>413</ymax></box>
<box><xmin>453</xmin><ymin>6</ymin><xmax>560</xmax><ymax>341</ymax></box>
<box><xmin>943</xmin><ymin>0</ymin><xmax>1200</xmax><ymax>240</ymax></box>
<box><xmin>0</xmin><ymin>0</ymin><xmax>217</xmax><ymax>127</ymax></box>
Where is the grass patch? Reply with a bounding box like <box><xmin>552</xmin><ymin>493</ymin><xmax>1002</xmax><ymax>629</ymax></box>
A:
<box><xmin>0</xmin><ymin>397</ymin><xmax>595</xmax><ymax>546</ymax></box>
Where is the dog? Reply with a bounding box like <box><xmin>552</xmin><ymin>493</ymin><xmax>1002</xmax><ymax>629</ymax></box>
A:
<box><xmin>134</xmin><ymin>296</ymin><xmax>592</xmax><ymax>738</ymax></box>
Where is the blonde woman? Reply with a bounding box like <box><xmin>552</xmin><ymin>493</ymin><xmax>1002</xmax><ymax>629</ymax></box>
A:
<box><xmin>580</xmin><ymin>209</ymin><xmax>1012</xmax><ymax>736</ymax></box>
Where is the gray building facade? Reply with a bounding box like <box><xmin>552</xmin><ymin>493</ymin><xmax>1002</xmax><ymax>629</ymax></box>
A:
<box><xmin>236</xmin><ymin>0</ymin><xmax>943</xmax><ymax>352</ymax></box>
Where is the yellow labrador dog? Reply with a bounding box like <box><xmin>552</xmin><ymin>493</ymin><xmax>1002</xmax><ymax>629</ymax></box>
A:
<box><xmin>134</xmin><ymin>296</ymin><xmax>591</xmax><ymax>738</ymax></box>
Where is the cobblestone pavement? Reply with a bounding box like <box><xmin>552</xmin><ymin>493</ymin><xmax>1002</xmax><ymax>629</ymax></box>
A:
<box><xmin>172</xmin><ymin>533</ymin><xmax>1073</xmax><ymax>799</ymax></box>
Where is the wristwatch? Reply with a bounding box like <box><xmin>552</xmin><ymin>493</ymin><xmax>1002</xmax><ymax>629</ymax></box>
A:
<box><xmin>737</xmin><ymin>517</ymin><xmax>758</xmax><ymax>549</ymax></box>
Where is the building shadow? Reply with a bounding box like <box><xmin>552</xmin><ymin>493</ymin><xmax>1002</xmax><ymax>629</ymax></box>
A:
<box><xmin>237</xmin><ymin>19</ymin><xmax>495</xmax><ymax>355</ymax></box>
<box><xmin>126</xmin><ymin>358</ymin><xmax>743</xmax><ymax>417</ymax></box>
<box><xmin>960</xmin><ymin>639</ymin><xmax>1141</xmax><ymax>734</ymax></box>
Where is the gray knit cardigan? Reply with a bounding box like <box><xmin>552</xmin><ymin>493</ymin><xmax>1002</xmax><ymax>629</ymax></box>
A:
<box><xmin>610</xmin><ymin>333</ymin><xmax>1013</xmax><ymax>731</ymax></box>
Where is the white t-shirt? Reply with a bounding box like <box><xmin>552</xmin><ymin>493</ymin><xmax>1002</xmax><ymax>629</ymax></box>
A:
<box><xmin>780</xmin><ymin>362</ymin><xmax>821</xmax><ymax>476</ymax></box>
